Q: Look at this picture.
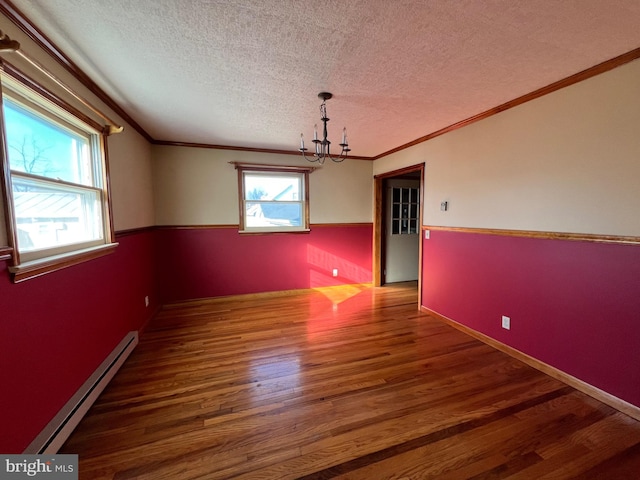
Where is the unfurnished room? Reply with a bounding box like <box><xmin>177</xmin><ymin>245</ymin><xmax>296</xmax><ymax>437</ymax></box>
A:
<box><xmin>1</xmin><ymin>1</ymin><xmax>640</xmax><ymax>478</ymax></box>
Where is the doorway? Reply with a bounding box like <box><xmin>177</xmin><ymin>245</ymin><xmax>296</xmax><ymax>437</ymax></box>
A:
<box><xmin>384</xmin><ymin>178</ymin><xmax>420</xmax><ymax>282</ymax></box>
<box><xmin>373</xmin><ymin>164</ymin><xmax>425</xmax><ymax>304</ymax></box>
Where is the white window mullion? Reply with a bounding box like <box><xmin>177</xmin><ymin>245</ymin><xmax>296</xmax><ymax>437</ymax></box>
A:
<box><xmin>1</xmin><ymin>73</ymin><xmax>113</xmax><ymax>273</ymax></box>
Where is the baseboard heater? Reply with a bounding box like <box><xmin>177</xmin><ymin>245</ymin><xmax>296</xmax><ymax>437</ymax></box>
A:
<box><xmin>24</xmin><ymin>331</ymin><xmax>139</xmax><ymax>454</ymax></box>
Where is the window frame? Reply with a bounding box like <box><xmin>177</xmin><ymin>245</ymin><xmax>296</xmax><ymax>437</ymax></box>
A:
<box><xmin>0</xmin><ymin>63</ymin><xmax>116</xmax><ymax>282</ymax></box>
<box><xmin>233</xmin><ymin>162</ymin><xmax>315</xmax><ymax>234</ymax></box>
<box><xmin>390</xmin><ymin>186</ymin><xmax>420</xmax><ymax>235</ymax></box>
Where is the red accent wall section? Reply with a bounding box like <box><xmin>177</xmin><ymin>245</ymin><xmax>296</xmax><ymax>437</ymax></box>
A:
<box><xmin>156</xmin><ymin>225</ymin><xmax>373</xmax><ymax>303</ymax></box>
<box><xmin>0</xmin><ymin>230</ymin><xmax>158</xmax><ymax>453</ymax></box>
<box><xmin>421</xmin><ymin>229</ymin><xmax>640</xmax><ymax>408</ymax></box>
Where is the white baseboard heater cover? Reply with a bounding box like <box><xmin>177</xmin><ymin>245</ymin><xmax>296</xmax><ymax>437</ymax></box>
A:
<box><xmin>24</xmin><ymin>331</ymin><xmax>139</xmax><ymax>454</ymax></box>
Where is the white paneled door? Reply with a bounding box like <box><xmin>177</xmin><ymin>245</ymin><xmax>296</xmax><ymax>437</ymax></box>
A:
<box><xmin>384</xmin><ymin>178</ymin><xmax>420</xmax><ymax>283</ymax></box>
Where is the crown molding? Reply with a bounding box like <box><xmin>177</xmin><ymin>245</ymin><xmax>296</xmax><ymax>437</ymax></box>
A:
<box><xmin>0</xmin><ymin>0</ymin><xmax>152</xmax><ymax>142</ymax></box>
<box><xmin>2</xmin><ymin>0</ymin><xmax>639</xmax><ymax>160</ymax></box>
<box><xmin>373</xmin><ymin>47</ymin><xmax>640</xmax><ymax>160</ymax></box>
<box><xmin>152</xmin><ymin>139</ymin><xmax>374</xmax><ymax>160</ymax></box>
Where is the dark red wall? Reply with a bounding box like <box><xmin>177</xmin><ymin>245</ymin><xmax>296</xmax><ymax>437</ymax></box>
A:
<box><xmin>0</xmin><ymin>224</ymin><xmax>372</xmax><ymax>453</ymax></box>
<box><xmin>10</xmin><ymin>223</ymin><xmax>637</xmax><ymax>453</ymax></box>
<box><xmin>421</xmin><ymin>229</ymin><xmax>640</xmax><ymax>408</ymax></box>
<box><xmin>0</xmin><ymin>230</ymin><xmax>158</xmax><ymax>453</ymax></box>
<box><xmin>156</xmin><ymin>225</ymin><xmax>373</xmax><ymax>303</ymax></box>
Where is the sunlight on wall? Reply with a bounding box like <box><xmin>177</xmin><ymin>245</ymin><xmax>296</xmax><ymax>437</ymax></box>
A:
<box><xmin>306</xmin><ymin>244</ymin><xmax>371</xmax><ymax>289</ymax></box>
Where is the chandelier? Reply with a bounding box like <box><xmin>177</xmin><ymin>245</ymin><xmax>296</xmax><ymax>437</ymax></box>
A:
<box><xmin>299</xmin><ymin>92</ymin><xmax>350</xmax><ymax>164</ymax></box>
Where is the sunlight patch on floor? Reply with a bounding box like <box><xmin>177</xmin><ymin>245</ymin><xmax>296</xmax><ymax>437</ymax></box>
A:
<box><xmin>312</xmin><ymin>283</ymin><xmax>372</xmax><ymax>305</ymax></box>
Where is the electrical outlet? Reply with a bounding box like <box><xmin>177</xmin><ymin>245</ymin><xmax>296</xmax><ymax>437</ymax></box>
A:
<box><xmin>501</xmin><ymin>315</ymin><xmax>510</xmax><ymax>330</ymax></box>
<box><xmin>145</xmin><ymin>296</ymin><xmax>150</xmax><ymax>307</ymax></box>
<box><xmin>424</xmin><ymin>229</ymin><xmax>430</xmax><ymax>239</ymax></box>
<box><xmin>332</xmin><ymin>268</ymin><xmax>338</xmax><ymax>277</ymax></box>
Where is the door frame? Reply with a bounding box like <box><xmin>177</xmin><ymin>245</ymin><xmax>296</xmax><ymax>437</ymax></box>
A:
<box><xmin>373</xmin><ymin>163</ymin><xmax>425</xmax><ymax>306</ymax></box>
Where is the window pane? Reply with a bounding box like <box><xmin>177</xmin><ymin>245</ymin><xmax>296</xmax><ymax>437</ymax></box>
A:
<box><xmin>238</xmin><ymin>167</ymin><xmax>309</xmax><ymax>232</ymax></box>
<box><xmin>392</xmin><ymin>203</ymin><xmax>400</xmax><ymax>219</ymax></box>
<box><xmin>244</xmin><ymin>173</ymin><xmax>300</xmax><ymax>201</ymax></box>
<box><xmin>245</xmin><ymin>202</ymin><xmax>302</xmax><ymax>228</ymax></box>
<box><xmin>3</xmin><ymin>98</ymin><xmax>93</xmax><ymax>186</ymax></box>
<box><xmin>13</xmin><ymin>175</ymin><xmax>103</xmax><ymax>252</ymax></box>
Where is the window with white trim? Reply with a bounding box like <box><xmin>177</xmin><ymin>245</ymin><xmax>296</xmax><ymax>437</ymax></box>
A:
<box><xmin>1</xmin><ymin>71</ymin><xmax>114</xmax><ymax>280</ymax></box>
<box><xmin>234</xmin><ymin>163</ymin><xmax>312</xmax><ymax>233</ymax></box>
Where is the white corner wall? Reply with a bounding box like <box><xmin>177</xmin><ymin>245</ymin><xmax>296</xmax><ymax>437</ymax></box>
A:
<box><xmin>374</xmin><ymin>59</ymin><xmax>640</xmax><ymax>236</ymax></box>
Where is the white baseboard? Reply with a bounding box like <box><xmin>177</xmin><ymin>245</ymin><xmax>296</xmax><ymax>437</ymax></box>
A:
<box><xmin>421</xmin><ymin>306</ymin><xmax>640</xmax><ymax>422</ymax></box>
<box><xmin>24</xmin><ymin>331</ymin><xmax>139</xmax><ymax>454</ymax></box>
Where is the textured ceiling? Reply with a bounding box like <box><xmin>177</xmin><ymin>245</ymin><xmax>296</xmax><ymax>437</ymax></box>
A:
<box><xmin>9</xmin><ymin>0</ymin><xmax>640</xmax><ymax>157</ymax></box>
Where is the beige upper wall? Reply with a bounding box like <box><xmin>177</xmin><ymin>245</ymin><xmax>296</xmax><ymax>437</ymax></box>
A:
<box><xmin>5</xmin><ymin>9</ymin><xmax>638</xmax><ymax>237</ymax></box>
<box><xmin>0</xmin><ymin>14</ymin><xmax>155</xmax><ymax>238</ymax></box>
<box><xmin>152</xmin><ymin>146</ymin><xmax>373</xmax><ymax>226</ymax></box>
<box><xmin>375</xmin><ymin>59</ymin><xmax>640</xmax><ymax>237</ymax></box>
<box><xmin>107</xmin><ymin>131</ymin><xmax>155</xmax><ymax>231</ymax></box>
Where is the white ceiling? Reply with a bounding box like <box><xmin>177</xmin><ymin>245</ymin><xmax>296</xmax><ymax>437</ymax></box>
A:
<box><xmin>9</xmin><ymin>0</ymin><xmax>640</xmax><ymax>158</ymax></box>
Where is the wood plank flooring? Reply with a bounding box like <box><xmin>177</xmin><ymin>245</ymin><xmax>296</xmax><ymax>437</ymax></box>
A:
<box><xmin>60</xmin><ymin>282</ymin><xmax>640</xmax><ymax>479</ymax></box>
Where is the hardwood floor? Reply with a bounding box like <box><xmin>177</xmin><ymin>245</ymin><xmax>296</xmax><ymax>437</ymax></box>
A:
<box><xmin>60</xmin><ymin>282</ymin><xmax>640</xmax><ymax>479</ymax></box>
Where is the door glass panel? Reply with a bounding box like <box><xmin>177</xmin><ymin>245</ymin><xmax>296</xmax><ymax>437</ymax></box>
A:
<box><xmin>390</xmin><ymin>187</ymin><xmax>419</xmax><ymax>235</ymax></box>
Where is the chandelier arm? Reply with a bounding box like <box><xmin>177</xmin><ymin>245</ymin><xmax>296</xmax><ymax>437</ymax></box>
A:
<box><xmin>299</xmin><ymin>148</ymin><xmax>325</xmax><ymax>164</ymax></box>
<box><xmin>300</xmin><ymin>92</ymin><xmax>349</xmax><ymax>164</ymax></box>
<box><xmin>332</xmin><ymin>149</ymin><xmax>346</xmax><ymax>163</ymax></box>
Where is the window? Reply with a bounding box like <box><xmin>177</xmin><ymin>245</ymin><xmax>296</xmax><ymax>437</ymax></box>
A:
<box><xmin>234</xmin><ymin>163</ymin><xmax>313</xmax><ymax>233</ymax></box>
<box><xmin>391</xmin><ymin>187</ymin><xmax>419</xmax><ymax>235</ymax></box>
<box><xmin>1</xmin><ymin>71</ymin><xmax>115</xmax><ymax>281</ymax></box>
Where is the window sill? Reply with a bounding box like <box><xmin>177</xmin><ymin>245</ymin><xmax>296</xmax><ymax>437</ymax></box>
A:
<box><xmin>9</xmin><ymin>243</ymin><xmax>119</xmax><ymax>283</ymax></box>
<box><xmin>239</xmin><ymin>228</ymin><xmax>311</xmax><ymax>235</ymax></box>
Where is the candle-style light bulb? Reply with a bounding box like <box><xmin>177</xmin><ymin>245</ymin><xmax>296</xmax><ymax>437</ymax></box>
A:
<box><xmin>300</xmin><ymin>133</ymin><xmax>305</xmax><ymax>149</ymax></box>
<box><xmin>342</xmin><ymin>127</ymin><xmax>347</xmax><ymax>144</ymax></box>
<box><xmin>313</xmin><ymin>124</ymin><xmax>318</xmax><ymax>140</ymax></box>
